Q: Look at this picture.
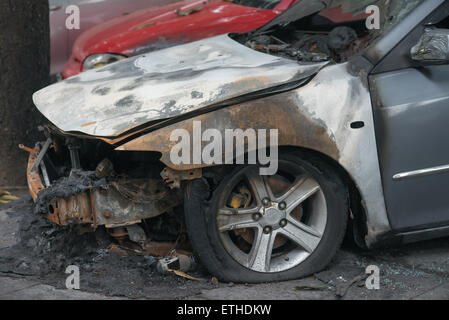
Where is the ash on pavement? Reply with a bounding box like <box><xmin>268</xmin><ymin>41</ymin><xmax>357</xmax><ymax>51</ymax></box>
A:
<box><xmin>1</xmin><ymin>195</ymin><xmax>448</xmax><ymax>300</ymax></box>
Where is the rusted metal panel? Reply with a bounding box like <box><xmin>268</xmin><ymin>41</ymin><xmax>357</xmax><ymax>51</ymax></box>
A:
<box><xmin>93</xmin><ymin>179</ymin><xmax>182</xmax><ymax>226</ymax></box>
<box><xmin>47</xmin><ymin>192</ymin><xmax>95</xmax><ymax>225</ymax></box>
<box><xmin>45</xmin><ymin>183</ymin><xmax>181</xmax><ymax>227</ymax></box>
<box><xmin>28</xmin><ymin>150</ymin><xmax>182</xmax><ymax>226</ymax></box>
<box><xmin>116</xmin><ymin>90</ymin><xmax>340</xmax><ymax>168</ymax></box>
<box><xmin>26</xmin><ymin>152</ymin><xmax>45</xmax><ymax>201</ymax></box>
<box><xmin>161</xmin><ymin>167</ymin><xmax>202</xmax><ymax>189</ymax></box>
<box><xmin>32</xmin><ymin>35</ymin><xmax>327</xmax><ymax>137</ymax></box>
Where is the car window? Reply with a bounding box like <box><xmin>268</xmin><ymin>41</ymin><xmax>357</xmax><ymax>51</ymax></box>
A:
<box><xmin>378</xmin><ymin>0</ymin><xmax>424</xmax><ymax>35</ymax></box>
<box><xmin>232</xmin><ymin>0</ymin><xmax>282</xmax><ymax>10</ymax></box>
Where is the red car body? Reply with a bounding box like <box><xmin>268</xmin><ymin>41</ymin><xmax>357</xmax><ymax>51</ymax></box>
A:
<box><xmin>62</xmin><ymin>0</ymin><xmax>299</xmax><ymax>78</ymax></box>
<box><xmin>62</xmin><ymin>0</ymin><xmax>369</xmax><ymax>79</ymax></box>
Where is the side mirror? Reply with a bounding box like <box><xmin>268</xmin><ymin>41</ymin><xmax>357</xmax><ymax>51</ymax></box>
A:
<box><xmin>411</xmin><ymin>28</ymin><xmax>449</xmax><ymax>63</ymax></box>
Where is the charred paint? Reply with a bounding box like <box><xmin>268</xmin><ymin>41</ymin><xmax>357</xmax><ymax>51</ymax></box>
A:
<box><xmin>33</xmin><ymin>35</ymin><xmax>327</xmax><ymax>136</ymax></box>
<box><xmin>190</xmin><ymin>91</ymin><xmax>204</xmax><ymax>99</ymax></box>
<box><xmin>115</xmin><ymin>95</ymin><xmax>141</xmax><ymax>109</ymax></box>
<box><xmin>117</xmin><ymin>90</ymin><xmax>339</xmax><ymax>169</ymax></box>
<box><xmin>92</xmin><ymin>86</ymin><xmax>111</xmax><ymax>96</ymax></box>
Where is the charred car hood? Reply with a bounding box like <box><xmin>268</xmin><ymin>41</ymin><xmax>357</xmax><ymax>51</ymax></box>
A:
<box><xmin>33</xmin><ymin>35</ymin><xmax>327</xmax><ymax>137</ymax></box>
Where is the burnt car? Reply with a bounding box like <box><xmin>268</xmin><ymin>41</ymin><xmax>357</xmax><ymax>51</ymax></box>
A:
<box><xmin>25</xmin><ymin>0</ymin><xmax>449</xmax><ymax>283</ymax></box>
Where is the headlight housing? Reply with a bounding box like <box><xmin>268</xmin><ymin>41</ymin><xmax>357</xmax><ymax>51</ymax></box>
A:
<box><xmin>82</xmin><ymin>53</ymin><xmax>127</xmax><ymax>71</ymax></box>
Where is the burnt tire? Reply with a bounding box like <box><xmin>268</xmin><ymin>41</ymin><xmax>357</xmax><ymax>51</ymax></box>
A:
<box><xmin>183</xmin><ymin>151</ymin><xmax>348</xmax><ymax>283</ymax></box>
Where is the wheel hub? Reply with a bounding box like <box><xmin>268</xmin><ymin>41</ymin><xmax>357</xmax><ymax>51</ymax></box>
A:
<box><xmin>259</xmin><ymin>203</ymin><xmax>286</xmax><ymax>230</ymax></box>
<box><xmin>217</xmin><ymin>162</ymin><xmax>328</xmax><ymax>274</ymax></box>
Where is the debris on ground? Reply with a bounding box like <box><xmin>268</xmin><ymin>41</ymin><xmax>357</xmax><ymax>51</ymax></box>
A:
<box><xmin>211</xmin><ymin>277</ymin><xmax>219</xmax><ymax>286</ymax></box>
<box><xmin>2</xmin><ymin>198</ymin><xmax>449</xmax><ymax>299</ymax></box>
<box><xmin>293</xmin><ymin>285</ymin><xmax>329</xmax><ymax>291</ymax></box>
<box><xmin>335</xmin><ymin>273</ymin><xmax>369</xmax><ymax>298</ymax></box>
<box><xmin>170</xmin><ymin>269</ymin><xmax>199</xmax><ymax>281</ymax></box>
<box><xmin>0</xmin><ymin>190</ymin><xmax>19</xmax><ymax>204</ymax></box>
<box><xmin>144</xmin><ymin>241</ymin><xmax>177</xmax><ymax>256</ymax></box>
<box><xmin>0</xmin><ymin>197</ymin><xmax>215</xmax><ymax>298</ymax></box>
<box><xmin>109</xmin><ymin>244</ymin><xmax>131</xmax><ymax>257</ymax></box>
<box><xmin>156</xmin><ymin>252</ymin><xmax>198</xmax><ymax>280</ymax></box>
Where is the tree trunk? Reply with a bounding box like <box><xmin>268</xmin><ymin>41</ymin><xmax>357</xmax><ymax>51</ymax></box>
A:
<box><xmin>0</xmin><ymin>0</ymin><xmax>50</xmax><ymax>186</ymax></box>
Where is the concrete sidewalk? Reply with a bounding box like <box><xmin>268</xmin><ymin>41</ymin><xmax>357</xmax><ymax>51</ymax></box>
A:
<box><xmin>0</xmin><ymin>276</ymin><xmax>121</xmax><ymax>300</ymax></box>
<box><xmin>1</xmin><ymin>193</ymin><xmax>449</xmax><ymax>300</ymax></box>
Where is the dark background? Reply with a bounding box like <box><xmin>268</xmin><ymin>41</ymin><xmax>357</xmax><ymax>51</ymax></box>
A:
<box><xmin>0</xmin><ymin>0</ymin><xmax>50</xmax><ymax>186</ymax></box>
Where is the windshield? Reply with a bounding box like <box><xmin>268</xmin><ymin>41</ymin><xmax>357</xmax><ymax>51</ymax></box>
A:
<box><xmin>377</xmin><ymin>0</ymin><xmax>424</xmax><ymax>34</ymax></box>
<box><xmin>232</xmin><ymin>0</ymin><xmax>282</xmax><ymax>10</ymax></box>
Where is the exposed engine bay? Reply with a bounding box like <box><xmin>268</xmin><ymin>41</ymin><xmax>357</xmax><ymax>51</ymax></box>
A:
<box><xmin>239</xmin><ymin>7</ymin><xmax>375</xmax><ymax>63</ymax></box>
<box><xmin>24</xmin><ymin>126</ymin><xmax>191</xmax><ymax>253</ymax></box>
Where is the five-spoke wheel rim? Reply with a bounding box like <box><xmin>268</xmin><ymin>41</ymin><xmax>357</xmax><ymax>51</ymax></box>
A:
<box><xmin>217</xmin><ymin>162</ymin><xmax>327</xmax><ymax>273</ymax></box>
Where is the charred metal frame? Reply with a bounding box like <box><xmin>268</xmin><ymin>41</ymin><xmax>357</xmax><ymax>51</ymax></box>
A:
<box><xmin>26</xmin><ymin>148</ymin><xmax>182</xmax><ymax>228</ymax></box>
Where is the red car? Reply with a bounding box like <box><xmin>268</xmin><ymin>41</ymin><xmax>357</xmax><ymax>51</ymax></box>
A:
<box><xmin>62</xmin><ymin>0</ymin><xmax>299</xmax><ymax>78</ymax></box>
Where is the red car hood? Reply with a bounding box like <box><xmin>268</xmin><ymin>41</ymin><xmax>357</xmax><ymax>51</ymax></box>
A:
<box><xmin>73</xmin><ymin>0</ymin><xmax>264</xmax><ymax>60</ymax></box>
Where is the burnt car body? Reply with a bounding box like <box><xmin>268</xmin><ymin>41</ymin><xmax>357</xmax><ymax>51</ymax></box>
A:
<box><xmin>25</xmin><ymin>0</ymin><xmax>449</xmax><ymax>282</ymax></box>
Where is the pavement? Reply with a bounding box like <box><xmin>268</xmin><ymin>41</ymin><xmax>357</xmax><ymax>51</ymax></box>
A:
<box><xmin>0</xmin><ymin>190</ymin><xmax>448</xmax><ymax>300</ymax></box>
<box><xmin>0</xmin><ymin>277</ymin><xmax>121</xmax><ymax>300</ymax></box>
